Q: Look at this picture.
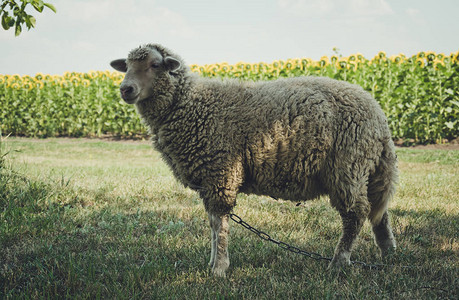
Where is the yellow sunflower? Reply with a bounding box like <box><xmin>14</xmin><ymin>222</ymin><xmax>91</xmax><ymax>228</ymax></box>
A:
<box><xmin>417</xmin><ymin>51</ymin><xmax>426</xmax><ymax>59</ymax></box>
<box><xmin>70</xmin><ymin>76</ymin><xmax>81</xmax><ymax>85</ymax></box>
<box><xmin>415</xmin><ymin>58</ymin><xmax>425</xmax><ymax>67</ymax></box>
<box><xmin>285</xmin><ymin>61</ymin><xmax>295</xmax><ymax>70</ymax></box>
<box><xmin>425</xmin><ymin>51</ymin><xmax>436</xmax><ymax>61</ymax></box>
<box><xmin>219</xmin><ymin>63</ymin><xmax>230</xmax><ymax>74</ymax></box>
<box><xmin>451</xmin><ymin>51</ymin><xmax>459</xmax><ymax>63</ymax></box>
<box><xmin>52</xmin><ymin>75</ymin><xmax>62</xmax><ymax>83</ymax></box>
<box><xmin>204</xmin><ymin>64</ymin><xmax>216</xmax><ymax>74</ymax></box>
<box><xmin>112</xmin><ymin>73</ymin><xmax>124</xmax><ymax>81</ymax></box>
<box><xmin>189</xmin><ymin>64</ymin><xmax>200</xmax><ymax>73</ymax></box>
<box><xmin>63</xmin><ymin>71</ymin><xmax>72</xmax><ymax>79</ymax></box>
<box><xmin>433</xmin><ymin>59</ymin><xmax>445</xmax><ymax>69</ymax></box>
<box><xmin>35</xmin><ymin>80</ymin><xmax>45</xmax><ymax>89</ymax></box>
<box><xmin>236</xmin><ymin>62</ymin><xmax>245</xmax><ymax>71</ymax></box>
<box><xmin>271</xmin><ymin>60</ymin><xmax>281</xmax><ymax>69</ymax></box>
<box><xmin>11</xmin><ymin>74</ymin><xmax>21</xmax><ymax>80</ymax></box>
<box><xmin>212</xmin><ymin>65</ymin><xmax>220</xmax><ymax>74</ymax></box>
<box><xmin>294</xmin><ymin>61</ymin><xmax>303</xmax><ymax>70</ymax></box>
<box><xmin>348</xmin><ymin>61</ymin><xmax>357</xmax><ymax>70</ymax></box>
<box><xmin>60</xmin><ymin>80</ymin><xmax>70</xmax><ymax>88</ymax></box>
<box><xmin>88</xmin><ymin>70</ymin><xmax>98</xmax><ymax>79</ymax></box>
<box><xmin>11</xmin><ymin>82</ymin><xmax>21</xmax><ymax>90</ymax></box>
<box><xmin>35</xmin><ymin>73</ymin><xmax>44</xmax><ymax>80</ymax></box>
<box><xmin>442</xmin><ymin>56</ymin><xmax>451</xmax><ymax>64</ymax></box>
<box><xmin>390</xmin><ymin>55</ymin><xmax>404</xmax><ymax>64</ymax></box>
<box><xmin>96</xmin><ymin>71</ymin><xmax>108</xmax><ymax>79</ymax></box>
<box><xmin>319</xmin><ymin>56</ymin><xmax>329</xmax><ymax>67</ymax></box>
<box><xmin>337</xmin><ymin>59</ymin><xmax>348</xmax><ymax>69</ymax></box>
<box><xmin>291</xmin><ymin>58</ymin><xmax>301</xmax><ymax>65</ymax></box>
<box><xmin>22</xmin><ymin>81</ymin><xmax>34</xmax><ymax>90</ymax></box>
<box><xmin>258</xmin><ymin>63</ymin><xmax>268</xmax><ymax>73</ymax></box>
<box><xmin>301</xmin><ymin>58</ymin><xmax>312</xmax><ymax>67</ymax></box>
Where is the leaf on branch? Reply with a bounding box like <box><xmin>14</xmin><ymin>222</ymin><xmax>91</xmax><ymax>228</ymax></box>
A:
<box><xmin>44</xmin><ymin>3</ymin><xmax>57</xmax><ymax>13</ymax></box>
<box><xmin>2</xmin><ymin>1</ymin><xmax>56</xmax><ymax>35</ymax></box>
<box><xmin>1</xmin><ymin>13</ymin><xmax>10</xmax><ymax>30</ymax></box>
<box><xmin>25</xmin><ymin>14</ymin><xmax>36</xmax><ymax>28</ymax></box>
<box><xmin>14</xmin><ymin>23</ymin><xmax>21</xmax><ymax>36</ymax></box>
<box><xmin>32</xmin><ymin>1</ymin><xmax>44</xmax><ymax>13</ymax></box>
<box><xmin>29</xmin><ymin>15</ymin><xmax>36</xmax><ymax>27</ymax></box>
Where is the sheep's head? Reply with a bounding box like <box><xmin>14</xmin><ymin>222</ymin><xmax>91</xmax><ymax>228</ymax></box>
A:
<box><xmin>110</xmin><ymin>44</ymin><xmax>182</xmax><ymax>104</ymax></box>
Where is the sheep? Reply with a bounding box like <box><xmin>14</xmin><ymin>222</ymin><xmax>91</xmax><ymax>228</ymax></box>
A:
<box><xmin>110</xmin><ymin>44</ymin><xmax>398</xmax><ymax>277</ymax></box>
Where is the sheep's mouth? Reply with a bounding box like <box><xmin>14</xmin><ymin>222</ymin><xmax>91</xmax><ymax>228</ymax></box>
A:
<box><xmin>121</xmin><ymin>94</ymin><xmax>139</xmax><ymax>104</ymax></box>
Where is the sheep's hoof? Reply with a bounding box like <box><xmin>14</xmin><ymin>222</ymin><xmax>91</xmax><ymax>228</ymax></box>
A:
<box><xmin>380</xmin><ymin>245</ymin><xmax>396</xmax><ymax>259</ymax></box>
<box><xmin>328</xmin><ymin>252</ymin><xmax>351</xmax><ymax>270</ymax></box>
<box><xmin>212</xmin><ymin>266</ymin><xmax>227</xmax><ymax>277</ymax></box>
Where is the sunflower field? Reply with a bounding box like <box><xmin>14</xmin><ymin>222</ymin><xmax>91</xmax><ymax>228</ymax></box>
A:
<box><xmin>0</xmin><ymin>71</ymin><xmax>142</xmax><ymax>138</ymax></box>
<box><xmin>1</xmin><ymin>51</ymin><xmax>458</xmax><ymax>143</ymax></box>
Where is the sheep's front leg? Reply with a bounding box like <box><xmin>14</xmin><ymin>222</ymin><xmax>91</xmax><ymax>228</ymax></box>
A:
<box><xmin>208</xmin><ymin>213</ymin><xmax>217</xmax><ymax>268</ymax></box>
<box><xmin>329</xmin><ymin>209</ymin><xmax>366</xmax><ymax>268</ymax></box>
<box><xmin>208</xmin><ymin>212</ymin><xmax>230</xmax><ymax>277</ymax></box>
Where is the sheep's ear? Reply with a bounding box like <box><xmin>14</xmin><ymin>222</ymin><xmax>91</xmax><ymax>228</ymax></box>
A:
<box><xmin>110</xmin><ymin>59</ymin><xmax>127</xmax><ymax>72</ymax></box>
<box><xmin>164</xmin><ymin>56</ymin><xmax>181</xmax><ymax>74</ymax></box>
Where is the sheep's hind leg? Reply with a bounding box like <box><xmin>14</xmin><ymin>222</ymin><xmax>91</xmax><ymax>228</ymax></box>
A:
<box><xmin>371</xmin><ymin>211</ymin><xmax>396</xmax><ymax>257</ymax></box>
<box><xmin>208</xmin><ymin>213</ymin><xmax>230</xmax><ymax>277</ymax></box>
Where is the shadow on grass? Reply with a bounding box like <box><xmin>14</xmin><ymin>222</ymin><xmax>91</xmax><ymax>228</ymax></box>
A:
<box><xmin>1</xmin><ymin>168</ymin><xmax>458</xmax><ymax>299</ymax></box>
<box><xmin>1</xmin><ymin>205</ymin><xmax>213</xmax><ymax>298</ymax></box>
<box><xmin>391</xmin><ymin>207</ymin><xmax>458</xmax><ymax>252</ymax></box>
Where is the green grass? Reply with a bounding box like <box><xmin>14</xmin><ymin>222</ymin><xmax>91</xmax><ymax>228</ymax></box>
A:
<box><xmin>1</xmin><ymin>138</ymin><xmax>458</xmax><ymax>299</ymax></box>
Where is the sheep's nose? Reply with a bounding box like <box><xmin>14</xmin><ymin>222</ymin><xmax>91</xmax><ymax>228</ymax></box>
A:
<box><xmin>120</xmin><ymin>85</ymin><xmax>134</xmax><ymax>96</ymax></box>
<box><xmin>119</xmin><ymin>82</ymin><xmax>138</xmax><ymax>103</ymax></box>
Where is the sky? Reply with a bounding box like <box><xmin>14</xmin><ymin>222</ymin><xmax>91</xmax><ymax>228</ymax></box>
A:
<box><xmin>1</xmin><ymin>0</ymin><xmax>458</xmax><ymax>75</ymax></box>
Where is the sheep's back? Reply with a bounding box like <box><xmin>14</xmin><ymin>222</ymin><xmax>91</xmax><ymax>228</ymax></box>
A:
<box><xmin>211</xmin><ymin>76</ymin><xmax>391</xmax><ymax>201</ymax></box>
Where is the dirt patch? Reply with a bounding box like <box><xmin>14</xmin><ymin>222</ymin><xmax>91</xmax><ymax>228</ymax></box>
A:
<box><xmin>4</xmin><ymin>136</ymin><xmax>151</xmax><ymax>145</ymax></box>
<box><xmin>405</xmin><ymin>143</ymin><xmax>459</xmax><ymax>150</ymax></box>
<box><xmin>5</xmin><ymin>136</ymin><xmax>459</xmax><ymax>149</ymax></box>
<box><xmin>394</xmin><ymin>137</ymin><xmax>459</xmax><ymax>150</ymax></box>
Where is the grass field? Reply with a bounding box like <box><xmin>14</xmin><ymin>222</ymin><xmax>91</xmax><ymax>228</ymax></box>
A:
<box><xmin>1</xmin><ymin>137</ymin><xmax>458</xmax><ymax>299</ymax></box>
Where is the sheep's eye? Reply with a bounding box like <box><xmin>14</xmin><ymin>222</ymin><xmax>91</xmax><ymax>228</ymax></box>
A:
<box><xmin>151</xmin><ymin>63</ymin><xmax>160</xmax><ymax>69</ymax></box>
